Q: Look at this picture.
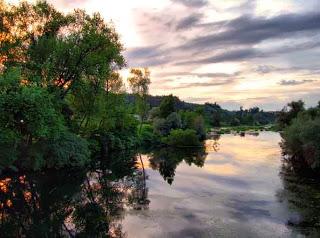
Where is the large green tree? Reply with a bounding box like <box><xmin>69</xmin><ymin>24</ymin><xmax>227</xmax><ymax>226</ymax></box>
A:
<box><xmin>0</xmin><ymin>1</ymin><xmax>134</xmax><ymax>170</ymax></box>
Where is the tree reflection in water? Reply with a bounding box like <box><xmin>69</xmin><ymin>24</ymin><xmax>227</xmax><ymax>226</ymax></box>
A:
<box><xmin>148</xmin><ymin>147</ymin><xmax>208</xmax><ymax>185</ymax></box>
<box><xmin>0</xmin><ymin>151</ymin><xmax>149</xmax><ymax>237</ymax></box>
<box><xmin>277</xmin><ymin>161</ymin><xmax>320</xmax><ymax>237</ymax></box>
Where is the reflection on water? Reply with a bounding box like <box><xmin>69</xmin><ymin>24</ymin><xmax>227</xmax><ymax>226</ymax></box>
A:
<box><xmin>148</xmin><ymin>147</ymin><xmax>207</xmax><ymax>185</ymax></box>
<box><xmin>0</xmin><ymin>132</ymin><xmax>320</xmax><ymax>237</ymax></box>
<box><xmin>0</xmin><ymin>152</ymin><xmax>146</xmax><ymax>237</ymax></box>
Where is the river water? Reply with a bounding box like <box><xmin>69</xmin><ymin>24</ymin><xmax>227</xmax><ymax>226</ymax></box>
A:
<box><xmin>1</xmin><ymin>132</ymin><xmax>320</xmax><ymax>237</ymax></box>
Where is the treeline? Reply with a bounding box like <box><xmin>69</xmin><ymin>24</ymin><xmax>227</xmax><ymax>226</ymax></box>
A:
<box><xmin>278</xmin><ymin>100</ymin><xmax>320</xmax><ymax>174</ymax></box>
<box><xmin>128</xmin><ymin>94</ymin><xmax>277</xmax><ymax>128</ymax></box>
<box><xmin>139</xmin><ymin>94</ymin><xmax>206</xmax><ymax>147</ymax></box>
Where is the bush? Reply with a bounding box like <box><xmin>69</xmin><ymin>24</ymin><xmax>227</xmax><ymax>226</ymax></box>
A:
<box><xmin>166</xmin><ymin>112</ymin><xmax>182</xmax><ymax>130</ymax></box>
<box><xmin>162</xmin><ymin>129</ymin><xmax>201</xmax><ymax>147</ymax></box>
<box><xmin>159</xmin><ymin>94</ymin><xmax>176</xmax><ymax>118</ymax></box>
<box><xmin>26</xmin><ymin>132</ymin><xmax>91</xmax><ymax>170</ymax></box>
<box><xmin>282</xmin><ymin>114</ymin><xmax>320</xmax><ymax>171</ymax></box>
<box><xmin>153</xmin><ymin>112</ymin><xmax>182</xmax><ymax>136</ymax></box>
<box><xmin>139</xmin><ymin>124</ymin><xmax>159</xmax><ymax>145</ymax></box>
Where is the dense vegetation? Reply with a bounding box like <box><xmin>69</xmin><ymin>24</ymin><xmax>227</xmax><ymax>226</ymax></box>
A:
<box><xmin>0</xmin><ymin>1</ymin><xmax>140</xmax><ymax>170</ymax></box>
<box><xmin>128</xmin><ymin>94</ymin><xmax>277</xmax><ymax>128</ymax></box>
<box><xmin>278</xmin><ymin>100</ymin><xmax>320</xmax><ymax>173</ymax></box>
<box><xmin>0</xmin><ymin>1</ymin><xmax>281</xmax><ymax>172</ymax></box>
<box><xmin>0</xmin><ymin>1</ymin><xmax>209</xmax><ymax>171</ymax></box>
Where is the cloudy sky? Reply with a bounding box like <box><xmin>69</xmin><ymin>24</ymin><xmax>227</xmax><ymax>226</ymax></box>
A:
<box><xmin>7</xmin><ymin>0</ymin><xmax>320</xmax><ymax>110</ymax></box>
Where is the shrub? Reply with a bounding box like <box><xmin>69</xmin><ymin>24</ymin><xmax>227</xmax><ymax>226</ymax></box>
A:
<box><xmin>282</xmin><ymin>114</ymin><xmax>320</xmax><ymax>171</ymax></box>
<box><xmin>159</xmin><ymin>94</ymin><xmax>176</xmax><ymax>118</ymax></box>
<box><xmin>27</xmin><ymin>132</ymin><xmax>91</xmax><ymax>170</ymax></box>
<box><xmin>139</xmin><ymin>124</ymin><xmax>159</xmax><ymax>145</ymax></box>
<box><xmin>153</xmin><ymin>118</ymin><xmax>169</xmax><ymax>136</ymax></box>
<box><xmin>162</xmin><ymin>129</ymin><xmax>201</xmax><ymax>147</ymax></box>
<box><xmin>166</xmin><ymin>112</ymin><xmax>182</xmax><ymax>130</ymax></box>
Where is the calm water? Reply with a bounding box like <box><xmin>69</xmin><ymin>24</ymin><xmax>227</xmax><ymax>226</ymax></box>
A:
<box><xmin>1</xmin><ymin>132</ymin><xmax>320</xmax><ymax>237</ymax></box>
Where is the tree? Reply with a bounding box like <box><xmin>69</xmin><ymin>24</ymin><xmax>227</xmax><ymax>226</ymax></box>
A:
<box><xmin>0</xmin><ymin>1</ymin><xmax>137</xmax><ymax>170</ymax></box>
<box><xmin>128</xmin><ymin>68</ymin><xmax>151</xmax><ymax>133</ymax></box>
<box><xmin>211</xmin><ymin>111</ymin><xmax>221</xmax><ymax>127</ymax></box>
<box><xmin>278</xmin><ymin>100</ymin><xmax>305</xmax><ymax>128</ymax></box>
<box><xmin>162</xmin><ymin>129</ymin><xmax>201</xmax><ymax>147</ymax></box>
<box><xmin>282</xmin><ymin>112</ymin><xmax>320</xmax><ymax>171</ymax></box>
<box><xmin>159</xmin><ymin>94</ymin><xmax>176</xmax><ymax>118</ymax></box>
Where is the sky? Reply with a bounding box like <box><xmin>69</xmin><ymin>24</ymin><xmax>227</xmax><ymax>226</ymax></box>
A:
<box><xmin>6</xmin><ymin>0</ymin><xmax>320</xmax><ymax>110</ymax></box>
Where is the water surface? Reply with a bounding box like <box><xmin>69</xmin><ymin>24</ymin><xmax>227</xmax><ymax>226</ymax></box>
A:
<box><xmin>123</xmin><ymin>132</ymin><xmax>320</xmax><ymax>237</ymax></box>
<box><xmin>1</xmin><ymin>132</ymin><xmax>320</xmax><ymax>237</ymax></box>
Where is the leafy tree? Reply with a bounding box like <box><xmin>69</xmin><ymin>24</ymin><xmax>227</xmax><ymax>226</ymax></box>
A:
<box><xmin>128</xmin><ymin>68</ymin><xmax>151</xmax><ymax>133</ymax></box>
<box><xmin>211</xmin><ymin>110</ymin><xmax>221</xmax><ymax>127</ymax></box>
<box><xmin>282</xmin><ymin>113</ymin><xmax>320</xmax><ymax>171</ymax></box>
<box><xmin>153</xmin><ymin>118</ymin><xmax>170</xmax><ymax>136</ymax></box>
<box><xmin>159</xmin><ymin>94</ymin><xmax>176</xmax><ymax>118</ymax></box>
<box><xmin>179</xmin><ymin>110</ymin><xmax>206</xmax><ymax>139</ymax></box>
<box><xmin>166</xmin><ymin>112</ymin><xmax>182</xmax><ymax>130</ymax></box>
<box><xmin>278</xmin><ymin>100</ymin><xmax>305</xmax><ymax>128</ymax></box>
<box><xmin>162</xmin><ymin>129</ymin><xmax>201</xmax><ymax>147</ymax></box>
<box><xmin>0</xmin><ymin>1</ymin><xmax>135</xmax><ymax>170</ymax></box>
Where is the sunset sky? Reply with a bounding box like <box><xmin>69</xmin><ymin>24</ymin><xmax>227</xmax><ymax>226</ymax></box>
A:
<box><xmin>7</xmin><ymin>0</ymin><xmax>320</xmax><ymax>110</ymax></box>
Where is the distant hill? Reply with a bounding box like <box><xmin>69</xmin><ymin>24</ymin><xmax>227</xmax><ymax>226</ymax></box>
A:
<box><xmin>126</xmin><ymin>94</ymin><xmax>277</xmax><ymax>126</ymax></box>
<box><xmin>126</xmin><ymin>94</ymin><xmax>198</xmax><ymax>110</ymax></box>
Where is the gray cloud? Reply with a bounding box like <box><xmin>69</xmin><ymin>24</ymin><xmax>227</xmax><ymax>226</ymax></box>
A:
<box><xmin>267</xmin><ymin>39</ymin><xmax>320</xmax><ymax>55</ymax></box>
<box><xmin>254</xmin><ymin>65</ymin><xmax>320</xmax><ymax>75</ymax></box>
<box><xmin>180</xmin><ymin>12</ymin><xmax>320</xmax><ymax>51</ymax></box>
<box><xmin>155</xmin><ymin>71</ymin><xmax>240</xmax><ymax>78</ymax></box>
<box><xmin>279</xmin><ymin>79</ymin><xmax>315</xmax><ymax>86</ymax></box>
<box><xmin>255</xmin><ymin>65</ymin><xmax>274</xmax><ymax>74</ymax></box>
<box><xmin>131</xmin><ymin>6</ymin><xmax>320</xmax><ymax>68</ymax></box>
<box><xmin>125</xmin><ymin>45</ymin><xmax>162</xmax><ymax>59</ymax></box>
<box><xmin>171</xmin><ymin>0</ymin><xmax>208</xmax><ymax>8</ymax></box>
<box><xmin>124</xmin><ymin>45</ymin><xmax>169</xmax><ymax>67</ymax></box>
<box><xmin>175</xmin><ymin>78</ymin><xmax>235</xmax><ymax>89</ymax></box>
<box><xmin>176</xmin><ymin>14</ymin><xmax>202</xmax><ymax>30</ymax></box>
<box><xmin>176</xmin><ymin>48</ymin><xmax>262</xmax><ymax>65</ymax></box>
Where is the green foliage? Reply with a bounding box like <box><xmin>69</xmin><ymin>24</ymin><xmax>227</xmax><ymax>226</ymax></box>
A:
<box><xmin>128</xmin><ymin>68</ymin><xmax>151</xmax><ymax>133</ymax></box>
<box><xmin>278</xmin><ymin>100</ymin><xmax>305</xmax><ymax>129</ymax></box>
<box><xmin>148</xmin><ymin>106</ymin><xmax>161</xmax><ymax>120</ymax></box>
<box><xmin>179</xmin><ymin>111</ymin><xmax>206</xmax><ymax>139</ymax></box>
<box><xmin>162</xmin><ymin>129</ymin><xmax>201</xmax><ymax>147</ymax></box>
<box><xmin>166</xmin><ymin>112</ymin><xmax>182</xmax><ymax>130</ymax></box>
<box><xmin>153</xmin><ymin>112</ymin><xmax>182</xmax><ymax>136</ymax></box>
<box><xmin>0</xmin><ymin>84</ymin><xmax>65</xmax><ymax>140</ymax></box>
<box><xmin>0</xmin><ymin>2</ymin><xmax>138</xmax><ymax>171</ymax></box>
<box><xmin>230</xmin><ymin>117</ymin><xmax>241</xmax><ymax>126</ymax></box>
<box><xmin>159</xmin><ymin>94</ymin><xmax>176</xmax><ymax>118</ymax></box>
<box><xmin>39</xmin><ymin>132</ymin><xmax>90</xmax><ymax>169</ymax></box>
<box><xmin>282</xmin><ymin>111</ymin><xmax>320</xmax><ymax>171</ymax></box>
<box><xmin>138</xmin><ymin>124</ymin><xmax>160</xmax><ymax>146</ymax></box>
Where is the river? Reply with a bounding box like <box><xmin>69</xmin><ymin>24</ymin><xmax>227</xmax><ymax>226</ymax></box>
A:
<box><xmin>1</xmin><ymin>132</ymin><xmax>319</xmax><ymax>237</ymax></box>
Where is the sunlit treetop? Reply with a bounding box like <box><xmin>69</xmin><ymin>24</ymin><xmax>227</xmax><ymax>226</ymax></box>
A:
<box><xmin>1</xmin><ymin>0</ymin><xmax>125</xmax><ymax>98</ymax></box>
